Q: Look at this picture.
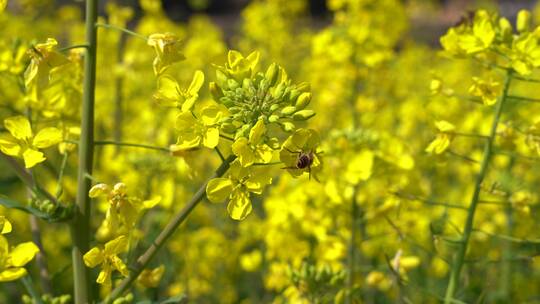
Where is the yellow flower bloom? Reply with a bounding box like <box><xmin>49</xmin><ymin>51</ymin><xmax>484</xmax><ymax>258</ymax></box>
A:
<box><xmin>232</xmin><ymin>119</ymin><xmax>273</xmax><ymax>167</ymax></box>
<box><xmin>89</xmin><ymin>182</ymin><xmax>160</xmax><ymax>240</ymax></box>
<box><xmin>279</xmin><ymin>128</ymin><xmax>321</xmax><ymax>178</ymax></box>
<box><xmin>83</xmin><ymin>235</ymin><xmax>129</xmax><ymax>287</ymax></box>
<box><xmin>147</xmin><ymin>33</ymin><xmax>185</xmax><ymax>75</ymax></box>
<box><xmin>425</xmin><ymin>120</ymin><xmax>455</xmax><ymax>155</ymax></box>
<box><xmin>468</xmin><ymin>77</ymin><xmax>501</xmax><ymax>106</ymax></box>
<box><xmin>153</xmin><ymin>70</ymin><xmax>204</xmax><ymax>111</ymax></box>
<box><xmin>0</xmin><ymin>116</ymin><xmax>62</xmax><ymax>168</ymax></box>
<box><xmin>206</xmin><ymin>160</ymin><xmax>272</xmax><ymax>220</ymax></box>
<box><xmin>137</xmin><ymin>265</ymin><xmax>165</xmax><ymax>288</ymax></box>
<box><xmin>24</xmin><ymin>38</ymin><xmax>69</xmax><ymax>90</ymax></box>
<box><xmin>171</xmin><ymin>106</ymin><xmax>221</xmax><ymax>152</ymax></box>
<box><xmin>0</xmin><ymin>235</ymin><xmax>39</xmax><ymax>282</ymax></box>
<box><xmin>510</xmin><ymin>32</ymin><xmax>540</xmax><ymax>75</ymax></box>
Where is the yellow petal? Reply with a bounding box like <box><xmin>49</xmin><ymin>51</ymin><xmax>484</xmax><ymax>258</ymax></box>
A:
<box><xmin>9</xmin><ymin>242</ymin><xmax>39</xmax><ymax>267</ymax></box>
<box><xmin>33</xmin><ymin>127</ymin><xmax>62</xmax><ymax>148</ymax></box>
<box><xmin>104</xmin><ymin>235</ymin><xmax>128</xmax><ymax>255</ymax></box>
<box><xmin>203</xmin><ymin>128</ymin><xmax>220</xmax><ymax>149</ymax></box>
<box><xmin>200</xmin><ymin>106</ymin><xmax>222</xmax><ymax>126</ymax></box>
<box><xmin>0</xmin><ymin>268</ymin><xmax>27</xmax><ymax>282</ymax></box>
<box><xmin>227</xmin><ymin>191</ymin><xmax>252</xmax><ymax>221</ymax></box>
<box><xmin>4</xmin><ymin>116</ymin><xmax>32</xmax><ymax>140</ymax></box>
<box><xmin>153</xmin><ymin>75</ymin><xmax>181</xmax><ymax>107</ymax></box>
<box><xmin>0</xmin><ymin>216</ymin><xmax>12</xmax><ymax>234</ymax></box>
<box><xmin>83</xmin><ymin>247</ymin><xmax>104</xmax><ymax>268</ymax></box>
<box><xmin>22</xmin><ymin>148</ymin><xmax>45</xmax><ymax>168</ymax></box>
<box><xmin>0</xmin><ymin>134</ymin><xmax>21</xmax><ymax>156</ymax></box>
<box><xmin>249</xmin><ymin>119</ymin><xmax>266</xmax><ymax>144</ymax></box>
<box><xmin>232</xmin><ymin>137</ymin><xmax>255</xmax><ymax>167</ymax></box>
<box><xmin>187</xmin><ymin>70</ymin><xmax>204</xmax><ymax>96</ymax></box>
<box><xmin>89</xmin><ymin>183</ymin><xmax>111</xmax><ymax>198</ymax></box>
<box><xmin>206</xmin><ymin>178</ymin><xmax>233</xmax><ymax>203</ymax></box>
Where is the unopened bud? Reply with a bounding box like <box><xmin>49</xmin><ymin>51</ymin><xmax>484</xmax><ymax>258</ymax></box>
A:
<box><xmin>517</xmin><ymin>10</ymin><xmax>531</xmax><ymax>33</ymax></box>
<box><xmin>280</xmin><ymin>106</ymin><xmax>296</xmax><ymax>115</ymax></box>
<box><xmin>293</xmin><ymin>110</ymin><xmax>316</xmax><ymax>121</ymax></box>
<box><xmin>265</xmin><ymin>63</ymin><xmax>279</xmax><ymax>87</ymax></box>
<box><xmin>295</xmin><ymin>92</ymin><xmax>311</xmax><ymax>110</ymax></box>
<box><xmin>209</xmin><ymin>82</ymin><xmax>223</xmax><ymax>101</ymax></box>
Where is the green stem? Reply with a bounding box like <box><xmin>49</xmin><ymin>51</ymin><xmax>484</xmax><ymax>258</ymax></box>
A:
<box><xmin>113</xmin><ymin>32</ymin><xmax>126</xmax><ymax>154</ymax></box>
<box><xmin>506</xmin><ymin>95</ymin><xmax>540</xmax><ymax>103</ymax></box>
<box><xmin>95</xmin><ymin>23</ymin><xmax>148</xmax><ymax>41</ymax></box>
<box><xmin>94</xmin><ymin>140</ymin><xmax>169</xmax><ymax>152</ymax></box>
<box><xmin>103</xmin><ymin>155</ymin><xmax>236</xmax><ymax>303</ymax></box>
<box><xmin>71</xmin><ymin>0</ymin><xmax>98</xmax><ymax>302</ymax></box>
<box><xmin>58</xmin><ymin>44</ymin><xmax>90</xmax><ymax>52</ymax></box>
<box><xmin>443</xmin><ymin>71</ymin><xmax>513</xmax><ymax>303</ymax></box>
<box><xmin>21</xmin><ymin>276</ymin><xmax>43</xmax><ymax>304</ymax></box>
<box><xmin>499</xmin><ymin>157</ymin><xmax>515</xmax><ymax>301</ymax></box>
<box><xmin>66</xmin><ymin>139</ymin><xmax>170</xmax><ymax>153</ymax></box>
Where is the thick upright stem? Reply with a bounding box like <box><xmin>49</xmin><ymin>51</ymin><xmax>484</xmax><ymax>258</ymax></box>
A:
<box><xmin>104</xmin><ymin>155</ymin><xmax>236</xmax><ymax>303</ymax></box>
<box><xmin>113</xmin><ymin>33</ymin><xmax>126</xmax><ymax>153</ymax></box>
<box><xmin>443</xmin><ymin>72</ymin><xmax>512</xmax><ymax>303</ymax></box>
<box><xmin>72</xmin><ymin>0</ymin><xmax>98</xmax><ymax>302</ymax></box>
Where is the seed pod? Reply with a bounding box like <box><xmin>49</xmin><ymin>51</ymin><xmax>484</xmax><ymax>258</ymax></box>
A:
<box><xmin>280</xmin><ymin>106</ymin><xmax>296</xmax><ymax>115</ymax></box>
<box><xmin>295</xmin><ymin>92</ymin><xmax>311</xmax><ymax>110</ymax></box>
<box><xmin>209</xmin><ymin>82</ymin><xmax>223</xmax><ymax>100</ymax></box>
<box><xmin>293</xmin><ymin>110</ymin><xmax>316</xmax><ymax>121</ymax></box>
<box><xmin>265</xmin><ymin>62</ymin><xmax>279</xmax><ymax>87</ymax></box>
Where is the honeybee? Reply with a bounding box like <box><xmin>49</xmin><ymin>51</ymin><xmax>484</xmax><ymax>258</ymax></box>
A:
<box><xmin>283</xmin><ymin>148</ymin><xmax>319</xmax><ymax>181</ymax></box>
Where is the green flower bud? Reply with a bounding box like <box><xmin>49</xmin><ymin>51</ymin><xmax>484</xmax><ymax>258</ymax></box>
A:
<box><xmin>272</xmin><ymin>83</ymin><xmax>286</xmax><ymax>99</ymax></box>
<box><xmin>295</xmin><ymin>92</ymin><xmax>311</xmax><ymax>110</ymax></box>
<box><xmin>43</xmin><ymin>202</ymin><xmax>58</xmax><ymax>214</ymax></box>
<box><xmin>293</xmin><ymin>110</ymin><xmax>316</xmax><ymax>121</ymax></box>
<box><xmin>517</xmin><ymin>10</ymin><xmax>531</xmax><ymax>33</ymax></box>
<box><xmin>281</xmin><ymin>106</ymin><xmax>296</xmax><ymax>115</ymax></box>
<box><xmin>221</xmin><ymin>123</ymin><xmax>236</xmax><ymax>134</ymax></box>
<box><xmin>209</xmin><ymin>82</ymin><xmax>223</xmax><ymax>101</ymax></box>
<box><xmin>242</xmin><ymin>78</ymin><xmax>253</xmax><ymax>90</ymax></box>
<box><xmin>227</xmin><ymin>79</ymin><xmax>239</xmax><ymax>90</ymax></box>
<box><xmin>268</xmin><ymin>114</ymin><xmax>279</xmax><ymax>123</ymax></box>
<box><xmin>296</xmin><ymin>82</ymin><xmax>310</xmax><ymax>93</ymax></box>
<box><xmin>280</xmin><ymin>121</ymin><xmax>295</xmax><ymax>132</ymax></box>
<box><xmin>265</xmin><ymin>62</ymin><xmax>279</xmax><ymax>87</ymax></box>
<box><xmin>216</xmin><ymin>69</ymin><xmax>228</xmax><ymax>87</ymax></box>
<box><xmin>269</xmin><ymin>104</ymin><xmax>280</xmax><ymax>112</ymax></box>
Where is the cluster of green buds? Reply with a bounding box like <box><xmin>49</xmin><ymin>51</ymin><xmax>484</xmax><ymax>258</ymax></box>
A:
<box><xmin>210</xmin><ymin>50</ymin><xmax>315</xmax><ymax>138</ymax></box>
<box><xmin>287</xmin><ymin>261</ymin><xmax>346</xmax><ymax>302</ymax></box>
<box><xmin>203</xmin><ymin>50</ymin><xmax>322</xmax><ymax>220</ymax></box>
<box><xmin>28</xmin><ymin>197</ymin><xmax>72</xmax><ymax>222</ymax></box>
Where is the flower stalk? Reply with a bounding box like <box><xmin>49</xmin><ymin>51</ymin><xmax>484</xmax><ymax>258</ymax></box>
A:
<box><xmin>71</xmin><ymin>0</ymin><xmax>99</xmax><ymax>302</ymax></box>
<box><xmin>443</xmin><ymin>71</ymin><xmax>513</xmax><ymax>303</ymax></box>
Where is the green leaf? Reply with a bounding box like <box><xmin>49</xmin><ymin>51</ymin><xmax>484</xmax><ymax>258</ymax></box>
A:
<box><xmin>0</xmin><ymin>196</ymin><xmax>49</xmax><ymax>219</ymax></box>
